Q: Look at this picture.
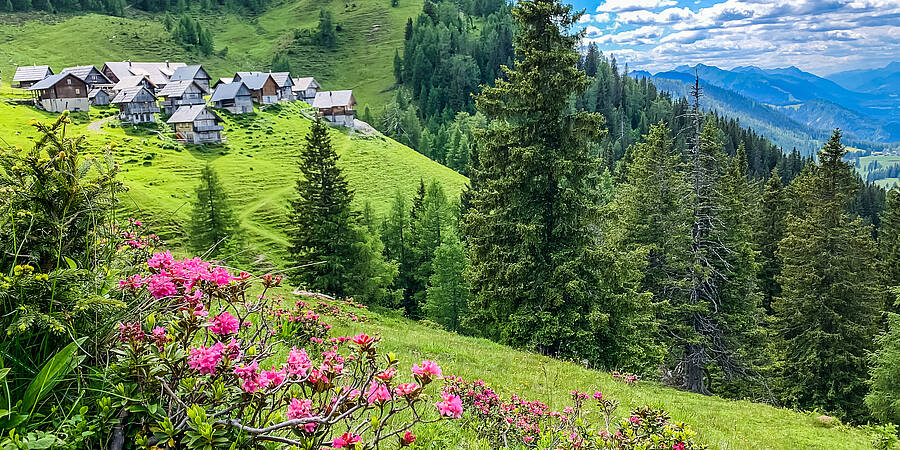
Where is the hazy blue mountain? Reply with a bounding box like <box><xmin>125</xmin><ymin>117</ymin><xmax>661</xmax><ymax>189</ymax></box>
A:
<box><xmin>827</xmin><ymin>61</ymin><xmax>900</xmax><ymax>96</ymax></box>
<box><xmin>643</xmin><ymin>64</ymin><xmax>900</xmax><ymax>145</ymax></box>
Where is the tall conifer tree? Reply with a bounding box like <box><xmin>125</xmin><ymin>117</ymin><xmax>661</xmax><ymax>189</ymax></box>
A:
<box><xmin>775</xmin><ymin>130</ymin><xmax>881</xmax><ymax>422</ymax></box>
<box><xmin>880</xmin><ymin>189</ymin><xmax>900</xmax><ymax>308</ymax></box>
<box><xmin>187</xmin><ymin>164</ymin><xmax>242</xmax><ymax>258</ymax></box>
<box><xmin>756</xmin><ymin>167</ymin><xmax>787</xmax><ymax>314</ymax></box>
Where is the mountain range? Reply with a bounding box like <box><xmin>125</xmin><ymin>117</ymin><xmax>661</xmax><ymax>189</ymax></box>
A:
<box><xmin>631</xmin><ymin>62</ymin><xmax>900</xmax><ymax>154</ymax></box>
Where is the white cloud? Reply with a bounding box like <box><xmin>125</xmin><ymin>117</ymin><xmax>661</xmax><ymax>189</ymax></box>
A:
<box><xmin>578</xmin><ymin>13</ymin><xmax>611</xmax><ymax>24</ymax></box>
<box><xmin>596</xmin><ymin>0</ymin><xmax>677</xmax><ymax>13</ymax></box>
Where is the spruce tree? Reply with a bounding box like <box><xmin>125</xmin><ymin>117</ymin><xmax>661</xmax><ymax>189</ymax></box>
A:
<box><xmin>187</xmin><ymin>164</ymin><xmax>242</xmax><ymax>259</ymax></box>
<box><xmin>775</xmin><ymin>130</ymin><xmax>881</xmax><ymax>422</ymax></box>
<box><xmin>288</xmin><ymin>119</ymin><xmax>396</xmax><ymax>303</ymax></box>
<box><xmin>411</xmin><ymin>181</ymin><xmax>454</xmax><ymax>310</ymax></box>
<box><xmin>756</xmin><ymin>166</ymin><xmax>787</xmax><ymax>314</ymax></box>
<box><xmin>425</xmin><ymin>230</ymin><xmax>469</xmax><ymax>332</ymax></box>
<box><xmin>466</xmin><ymin>0</ymin><xmax>654</xmax><ymax>363</ymax></box>
<box><xmin>271</xmin><ymin>51</ymin><xmax>291</xmax><ymax>73</ymax></box>
<box><xmin>382</xmin><ymin>190</ymin><xmax>416</xmax><ymax>316</ymax></box>
<box><xmin>880</xmin><ymin>189</ymin><xmax>900</xmax><ymax>307</ymax></box>
<box><xmin>866</xmin><ymin>289</ymin><xmax>900</xmax><ymax>424</ymax></box>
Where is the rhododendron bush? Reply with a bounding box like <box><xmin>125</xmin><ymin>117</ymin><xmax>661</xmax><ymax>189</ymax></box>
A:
<box><xmin>442</xmin><ymin>377</ymin><xmax>706</xmax><ymax>450</ymax></box>
<box><xmin>110</xmin><ymin>252</ymin><xmax>461</xmax><ymax>449</ymax></box>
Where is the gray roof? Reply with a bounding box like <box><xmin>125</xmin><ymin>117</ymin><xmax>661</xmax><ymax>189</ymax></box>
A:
<box><xmin>113</xmin><ymin>75</ymin><xmax>155</xmax><ymax>91</ymax></box>
<box><xmin>111</xmin><ymin>86</ymin><xmax>156</xmax><ymax>103</ymax></box>
<box><xmin>61</xmin><ymin>65</ymin><xmax>110</xmax><ymax>83</ymax></box>
<box><xmin>210</xmin><ymin>82</ymin><xmax>252</xmax><ymax>102</ymax></box>
<box><xmin>167</xmin><ymin>104</ymin><xmax>220</xmax><ymax>124</ymax></box>
<box><xmin>292</xmin><ymin>77</ymin><xmax>320</xmax><ymax>91</ymax></box>
<box><xmin>28</xmin><ymin>73</ymin><xmax>81</xmax><ymax>90</ymax></box>
<box><xmin>157</xmin><ymin>79</ymin><xmax>202</xmax><ymax>97</ymax></box>
<box><xmin>103</xmin><ymin>61</ymin><xmax>186</xmax><ymax>85</ymax></box>
<box><xmin>313</xmin><ymin>90</ymin><xmax>355</xmax><ymax>108</ymax></box>
<box><xmin>269</xmin><ymin>72</ymin><xmax>293</xmax><ymax>88</ymax></box>
<box><xmin>236</xmin><ymin>72</ymin><xmax>273</xmax><ymax>90</ymax></box>
<box><xmin>170</xmin><ymin>65</ymin><xmax>209</xmax><ymax>81</ymax></box>
<box><xmin>13</xmin><ymin>65</ymin><xmax>52</xmax><ymax>82</ymax></box>
<box><xmin>88</xmin><ymin>88</ymin><xmax>108</xmax><ymax>99</ymax></box>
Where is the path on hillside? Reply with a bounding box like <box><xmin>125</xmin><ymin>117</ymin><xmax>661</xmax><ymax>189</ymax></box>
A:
<box><xmin>88</xmin><ymin>115</ymin><xmax>114</xmax><ymax>132</ymax></box>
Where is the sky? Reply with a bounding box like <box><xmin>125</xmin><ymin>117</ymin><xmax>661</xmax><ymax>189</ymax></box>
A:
<box><xmin>567</xmin><ymin>0</ymin><xmax>900</xmax><ymax>76</ymax></box>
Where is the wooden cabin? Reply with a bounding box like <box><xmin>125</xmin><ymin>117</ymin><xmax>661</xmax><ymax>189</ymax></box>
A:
<box><xmin>167</xmin><ymin>105</ymin><xmax>224</xmax><ymax>144</ymax></box>
<box><xmin>313</xmin><ymin>90</ymin><xmax>357</xmax><ymax>127</ymax></box>
<box><xmin>101</xmin><ymin>61</ymin><xmax>185</xmax><ymax>87</ymax></box>
<box><xmin>89</xmin><ymin>88</ymin><xmax>111</xmax><ymax>106</ymax></box>
<box><xmin>157</xmin><ymin>80</ymin><xmax>207</xmax><ymax>115</ymax></box>
<box><xmin>112</xmin><ymin>75</ymin><xmax>157</xmax><ymax>95</ymax></box>
<box><xmin>209</xmin><ymin>82</ymin><xmax>254</xmax><ymax>114</ymax></box>
<box><xmin>13</xmin><ymin>65</ymin><xmax>53</xmax><ymax>89</ymax></box>
<box><xmin>291</xmin><ymin>77</ymin><xmax>321</xmax><ymax>103</ymax></box>
<box><xmin>61</xmin><ymin>65</ymin><xmax>113</xmax><ymax>90</ymax></box>
<box><xmin>27</xmin><ymin>73</ymin><xmax>89</xmax><ymax>112</ymax></box>
<box><xmin>111</xmin><ymin>86</ymin><xmax>160</xmax><ymax>124</ymax></box>
<box><xmin>170</xmin><ymin>65</ymin><xmax>212</xmax><ymax>94</ymax></box>
<box><xmin>233</xmin><ymin>72</ymin><xmax>279</xmax><ymax>105</ymax></box>
<box><xmin>269</xmin><ymin>72</ymin><xmax>295</xmax><ymax>101</ymax></box>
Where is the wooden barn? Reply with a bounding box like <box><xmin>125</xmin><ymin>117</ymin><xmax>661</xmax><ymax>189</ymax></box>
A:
<box><xmin>89</xmin><ymin>88</ymin><xmax>111</xmax><ymax>106</ymax></box>
<box><xmin>209</xmin><ymin>82</ymin><xmax>254</xmax><ymax>114</ymax></box>
<box><xmin>269</xmin><ymin>72</ymin><xmax>295</xmax><ymax>101</ymax></box>
<box><xmin>27</xmin><ymin>73</ymin><xmax>89</xmax><ymax>112</ymax></box>
<box><xmin>291</xmin><ymin>77</ymin><xmax>321</xmax><ymax>103</ymax></box>
<box><xmin>167</xmin><ymin>105</ymin><xmax>225</xmax><ymax>144</ymax></box>
<box><xmin>157</xmin><ymin>80</ymin><xmax>207</xmax><ymax>115</ymax></box>
<box><xmin>233</xmin><ymin>72</ymin><xmax>279</xmax><ymax>105</ymax></box>
<box><xmin>111</xmin><ymin>86</ymin><xmax>160</xmax><ymax>124</ymax></box>
<box><xmin>170</xmin><ymin>65</ymin><xmax>212</xmax><ymax>93</ymax></box>
<box><xmin>112</xmin><ymin>75</ymin><xmax>157</xmax><ymax>95</ymax></box>
<box><xmin>13</xmin><ymin>65</ymin><xmax>53</xmax><ymax>89</ymax></box>
<box><xmin>313</xmin><ymin>90</ymin><xmax>357</xmax><ymax>127</ymax></box>
<box><xmin>101</xmin><ymin>61</ymin><xmax>185</xmax><ymax>87</ymax></box>
<box><xmin>61</xmin><ymin>65</ymin><xmax>113</xmax><ymax>90</ymax></box>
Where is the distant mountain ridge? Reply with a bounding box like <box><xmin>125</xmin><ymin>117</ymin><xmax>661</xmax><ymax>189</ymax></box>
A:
<box><xmin>827</xmin><ymin>61</ymin><xmax>900</xmax><ymax>96</ymax></box>
<box><xmin>633</xmin><ymin>63</ymin><xmax>900</xmax><ymax>152</ymax></box>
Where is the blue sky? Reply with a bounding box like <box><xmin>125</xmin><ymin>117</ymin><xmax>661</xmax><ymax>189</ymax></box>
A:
<box><xmin>566</xmin><ymin>0</ymin><xmax>900</xmax><ymax>76</ymax></box>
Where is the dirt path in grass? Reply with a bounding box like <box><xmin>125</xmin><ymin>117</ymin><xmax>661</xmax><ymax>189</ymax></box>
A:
<box><xmin>88</xmin><ymin>115</ymin><xmax>114</xmax><ymax>132</ymax></box>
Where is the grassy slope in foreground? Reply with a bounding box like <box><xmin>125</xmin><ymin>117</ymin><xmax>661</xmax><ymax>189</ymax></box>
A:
<box><xmin>0</xmin><ymin>94</ymin><xmax>467</xmax><ymax>266</ymax></box>
<box><xmin>304</xmin><ymin>295</ymin><xmax>872</xmax><ymax>450</ymax></box>
<box><xmin>0</xmin><ymin>0</ymin><xmax>421</xmax><ymax>109</ymax></box>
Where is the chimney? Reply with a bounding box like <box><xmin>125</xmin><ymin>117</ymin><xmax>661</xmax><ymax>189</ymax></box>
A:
<box><xmin>128</xmin><ymin>60</ymin><xmax>132</xmax><ymax>67</ymax></box>
<box><xmin>166</xmin><ymin>60</ymin><xmax>169</xmax><ymax>68</ymax></box>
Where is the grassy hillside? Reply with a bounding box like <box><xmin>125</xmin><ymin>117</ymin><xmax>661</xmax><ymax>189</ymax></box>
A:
<box><xmin>0</xmin><ymin>89</ymin><xmax>467</xmax><ymax>266</ymax></box>
<box><xmin>279</xmin><ymin>292</ymin><xmax>874</xmax><ymax>449</ymax></box>
<box><xmin>0</xmin><ymin>0</ymin><xmax>421</xmax><ymax>109</ymax></box>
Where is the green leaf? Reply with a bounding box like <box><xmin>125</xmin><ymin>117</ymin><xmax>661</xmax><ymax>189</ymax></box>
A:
<box><xmin>0</xmin><ymin>368</ymin><xmax>9</xmax><ymax>382</ymax></box>
<box><xmin>63</xmin><ymin>257</ymin><xmax>77</xmax><ymax>270</ymax></box>
<box><xmin>21</xmin><ymin>338</ymin><xmax>86</xmax><ymax>416</ymax></box>
<box><xmin>25</xmin><ymin>434</ymin><xmax>55</xmax><ymax>449</ymax></box>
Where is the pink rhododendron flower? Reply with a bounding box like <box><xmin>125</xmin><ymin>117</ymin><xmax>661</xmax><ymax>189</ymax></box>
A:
<box><xmin>400</xmin><ymin>431</ymin><xmax>416</xmax><ymax>446</ymax></box>
<box><xmin>352</xmin><ymin>333</ymin><xmax>376</xmax><ymax>347</ymax></box>
<box><xmin>208</xmin><ymin>266</ymin><xmax>233</xmax><ymax>286</ymax></box>
<box><xmin>672</xmin><ymin>443</ymin><xmax>685</xmax><ymax>450</ymax></box>
<box><xmin>259</xmin><ymin>367</ymin><xmax>286</xmax><ymax>390</ymax></box>
<box><xmin>629</xmin><ymin>416</ymin><xmax>641</xmax><ymax>425</ymax></box>
<box><xmin>223</xmin><ymin>339</ymin><xmax>242</xmax><ymax>360</ymax></box>
<box><xmin>332</xmin><ymin>433</ymin><xmax>360</xmax><ymax>448</ymax></box>
<box><xmin>147</xmin><ymin>251</ymin><xmax>175</xmax><ymax>270</ymax></box>
<box><xmin>376</xmin><ymin>367</ymin><xmax>396</xmax><ymax>382</ymax></box>
<box><xmin>209</xmin><ymin>311</ymin><xmax>240</xmax><ymax>335</ymax></box>
<box><xmin>411</xmin><ymin>360</ymin><xmax>442</xmax><ymax>379</ymax></box>
<box><xmin>151</xmin><ymin>326</ymin><xmax>169</xmax><ymax>347</ymax></box>
<box><xmin>394</xmin><ymin>382</ymin><xmax>420</xmax><ymax>397</ymax></box>
<box><xmin>187</xmin><ymin>342</ymin><xmax>224</xmax><ymax>375</ymax></box>
<box><xmin>365</xmin><ymin>381</ymin><xmax>392</xmax><ymax>405</ymax></box>
<box><xmin>286</xmin><ymin>347</ymin><xmax>312</xmax><ymax>377</ymax></box>
<box><xmin>147</xmin><ymin>273</ymin><xmax>177</xmax><ymax>299</ymax></box>
<box><xmin>286</xmin><ymin>398</ymin><xmax>312</xmax><ymax>420</ymax></box>
<box><xmin>118</xmin><ymin>274</ymin><xmax>144</xmax><ymax>291</ymax></box>
<box><xmin>435</xmin><ymin>392</ymin><xmax>463</xmax><ymax>419</ymax></box>
<box><xmin>593</xmin><ymin>392</ymin><xmax>603</xmax><ymax>401</ymax></box>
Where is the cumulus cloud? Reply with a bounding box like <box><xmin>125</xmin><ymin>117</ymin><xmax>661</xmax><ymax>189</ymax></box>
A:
<box><xmin>579</xmin><ymin>13</ymin><xmax>611</xmax><ymax>23</ymax></box>
<box><xmin>584</xmin><ymin>0</ymin><xmax>900</xmax><ymax>74</ymax></box>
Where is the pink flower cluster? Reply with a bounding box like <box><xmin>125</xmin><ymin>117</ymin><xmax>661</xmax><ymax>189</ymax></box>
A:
<box><xmin>435</xmin><ymin>391</ymin><xmax>463</xmax><ymax>419</ymax></box>
<box><xmin>209</xmin><ymin>311</ymin><xmax>240</xmax><ymax>335</ymax></box>
<box><xmin>331</xmin><ymin>433</ymin><xmax>360</xmax><ymax>448</ymax></box>
<box><xmin>123</xmin><ymin>251</ymin><xmax>239</xmax><ymax>300</ymax></box>
<box><xmin>188</xmin><ymin>342</ymin><xmax>224</xmax><ymax>375</ymax></box>
<box><xmin>611</xmin><ymin>371</ymin><xmax>640</xmax><ymax>384</ymax></box>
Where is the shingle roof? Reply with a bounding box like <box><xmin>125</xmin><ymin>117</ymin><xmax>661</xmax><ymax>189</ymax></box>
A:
<box><xmin>292</xmin><ymin>77</ymin><xmax>320</xmax><ymax>91</ymax></box>
<box><xmin>157</xmin><ymin>79</ymin><xmax>201</xmax><ymax>97</ymax></box>
<box><xmin>269</xmin><ymin>72</ymin><xmax>293</xmax><ymax>88</ymax></box>
<box><xmin>28</xmin><ymin>73</ymin><xmax>76</xmax><ymax>90</ymax></box>
<box><xmin>236</xmin><ymin>73</ymin><xmax>273</xmax><ymax>90</ymax></box>
<box><xmin>170</xmin><ymin>65</ymin><xmax>208</xmax><ymax>81</ymax></box>
<box><xmin>61</xmin><ymin>65</ymin><xmax>110</xmax><ymax>83</ymax></box>
<box><xmin>113</xmin><ymin>75</ymin><xmax>155</xmax><ymax>91</ymax></box>
<box><xmin>111</xmin><ymin>86</ymin><xmax>155</xmax><ymax>103</ymax></box>
<box><xmin>88</xmin><ymin>88</ymin><xmax>108</xmax><ymax>99</ymax></box>
<box><xmin>210</xmin><ymin>82</ymin><xmax>251</xmax><ymax>102</ymax></box>
<box><xmin>313</xmin><ymin>90</ymin><xmax>355</xmax><ymax>108</ymax></box>
<box><xmin>167</xmin><ymin>104</ymin><xmax>220</xmax><ymax>124</ymax></box>
<box><xmin>103</xmin><ymin>61</ymin><xmax>186</xmax><ymax>85</ymax></box>
<box><xmin>13</xmin><ymin>65</ymin><xmax>52</xmax><ymax>82</ymax></box>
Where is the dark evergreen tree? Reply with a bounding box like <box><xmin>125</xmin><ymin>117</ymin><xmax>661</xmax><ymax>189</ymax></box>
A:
<box><xmin>425</xmin><ymin>230</ymin><xmax>469</xmax><ymax>332</ymax></box>
<box><xmin>583</xmin><ymin>42</ymin><xmax>599</xmax><ymax>78</ymax></box>
<box><xmin>411</xmin><ymin>181</ymin><xmax>453</xmax><ymax>309</ymax></box>
<box><xmin>317</xmin><ymin>10</ymin><xmax>337</xmax><ymax>47</ymax></box>
<box><xmin>288</xmin><ymin>119</ymin><xmax>396</xmax><ymax>303</ymax></box>
<box><xmin>271</xmin><ymin>51</ymin><xmax>291</xmax><ymax>73</ymax></box>
<box><xmin>466</xmin><ymin>0</ymin><xmax>655</xmax><ymax>365</ymax></box>
<box><xmin>393</xmin><ymin>49</ymin><xmax>403</xmax><ymax>83</ymax></box>
<box><xmin>756</xmin><ymin>166</ymin><xmax>787</xmax><ymax>314</ymax></box>
<box><xmin>187</xmin><ymin>164</ymin><xmax>242</xmax><ymax>259</ymax></box>
<box><xmin>881</xmin><ymin>189</ymin><xmax>900</xmax><ymax>308</ymax></box>
<box><xmin>405</xmin><ymin>17</ymin><xmax>413</xmax><ymax>40</ymax></box>
<box><xmin>866</xmin><ymin>291</ymin><xmax>900</xmax><ymax>424</ymax></box>
<box><xmin>774</xmin><ymin>130</ymin><xmax>881</xmax><ymax>422</ymax></box>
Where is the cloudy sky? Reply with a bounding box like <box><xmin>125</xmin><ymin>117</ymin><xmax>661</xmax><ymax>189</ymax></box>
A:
<box><xmin>568</xmin><ymin>0</ymin><xmax>900</xmax><ymax>76</ymax></box>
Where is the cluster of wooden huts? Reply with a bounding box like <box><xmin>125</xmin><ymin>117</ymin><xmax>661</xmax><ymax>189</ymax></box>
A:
<box><xmin>11</xmin><ymin>62</ymin><xmax>358</xmax><ymax>144</ymax></box>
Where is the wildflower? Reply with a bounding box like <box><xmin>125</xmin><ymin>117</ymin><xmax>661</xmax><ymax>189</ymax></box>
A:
<box><xmin>593</xmin><ymin>392</ymin><xmax>603</xmax><ymax>401</ymax></box>
<box><xmin>375</xmin><ymin>367</ymin><xmax>396</xmax><ymax>382</ymax></box>
<box><xmin>286</xmin><ymin>347</ymin><xmax>312</xmax><ymax>377</ymax></box>
<box><xmin>223</xmin><ymin>339</ymin><xmax>242</xmax><ymax>360</ymax></box>
<box><xmin>435</xmin><ymin>392</ymin><xmax>463</xmax><ymax>419</ymax></box>
<box><xmin>286</xmin><ymin>398</ymin><xmax>313</xmax><ymax>420</ymax></box>
<box><xmin>187</xmin><ymin>342</ymin><xmax>224</xmax><ymax>375</ymax></box>
<box><xmin>147</xmin><ymin>273</ymin><xmax>177</xmax><ymax>299</ymax></box>
<box><xmin>147</xmin><ymin>251</ymin><xmax>175</xmax><ymax>270</ymax></box>
<box><xmin>151</xmin><ymin>326</ymin><xmax>169</xmax><ymax>347</ymax></box>
<box><xmin>331</xmin><ymin>433</ymin><xmax>360</xmax><ymax>448</ymax></box>
<box><xmin>209</xmin><ymin>311</ymin><xmax>240</xmax><ymax>335</ymax></box>
<box><xmin>629</xmin><ymin>416</ymin><xmax>641</xmax><ymax>425</ymax></box>
<box><xmin>118</xmin><ymin>274</ymin><xmax>144</xmax><ymax>292</ymax></box>
<box><xmin>394</xmin><ymin>383</ymin><xmax>420</xmax><ymax>398</ymax></box>
<box><xmin>118</xmin><ymin>322</ymin><xmax>145</xmax><ymax>343</ymax></box>
<box><xmin>260</xmin><ymin>367</ymin><xmax>286</xmax><ymax>390</ymax></box>
<box><xmin>352</xmin><ymin>333</ymin><xmax>376</xmax><ymax>347</ymax></box>
<box><xmin>365</xmin><ymin>381</ymin><xmax>392</xmax><ymax>405</ymax></box>
<box><xmin>235</xmin><ymin>361</ymin><xmax>261</xmax><ymax>393</ymax></box>
<box><xmin>411</xmin><ymin>360</ymin><xmax>442</xmax><ymax>384</ymax></box>
<box><xmin>672</xmin><ymin>443</ymin><xmax>685</xmax><ymax>450</ymax></box>
<box><xmin>400</xmin><ymin>431</ymin><xmax>416</xmax><ymax>447</ymax></box>
<box><xmin>208</xmin><ymin>266</ymin><xmax>233</xmax><ymax>286</ymax></box>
